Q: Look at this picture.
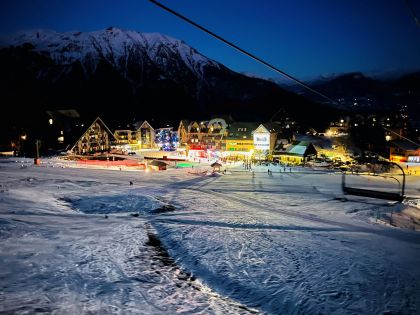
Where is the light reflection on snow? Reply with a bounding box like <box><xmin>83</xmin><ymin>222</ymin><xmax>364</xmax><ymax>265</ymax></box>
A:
<box><xmin>0</xmin><ymin>157</ymin><xmax>419</xmax><ymax>314</ymax></box>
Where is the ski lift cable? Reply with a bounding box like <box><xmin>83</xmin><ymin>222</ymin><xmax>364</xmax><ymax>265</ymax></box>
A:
<box><xmin>150</xmin><ymin>0</ymin><xmax>419</xmax><ymax>146</ymax></box>
<box><xmin>384</xmin><ymin>126</ymin><xmax>420</xmax><ymax>146</ymax></box>
<box><xmin>149</xmin><ymin>0</ymin><xmax>339</xmax><ymax>105</ymax></box>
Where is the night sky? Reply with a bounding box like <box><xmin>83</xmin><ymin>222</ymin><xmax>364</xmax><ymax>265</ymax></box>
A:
<box><xmin>1</xmin><ymin>0</ymin><xmax>420</xmax><ymax>80</ymax></box>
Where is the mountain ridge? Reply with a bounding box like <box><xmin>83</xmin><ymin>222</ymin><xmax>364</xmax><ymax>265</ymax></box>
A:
<box><xmin>276</xmin><ymin>71</ymin><xmax>420</xmax><ymax>118</ymax></box>
<box><xmin>0</xmin><ymin>27</ymin><xmax>339</xmax><ymax>142</ymax></box>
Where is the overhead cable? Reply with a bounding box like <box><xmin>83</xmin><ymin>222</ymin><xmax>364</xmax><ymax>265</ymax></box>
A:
<box><xmin>149</xmin><ymin>0</ymin><xmax>339</xmax><ymax>105</ymax></box>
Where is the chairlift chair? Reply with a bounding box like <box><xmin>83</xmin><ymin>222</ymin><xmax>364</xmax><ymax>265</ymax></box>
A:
<box><xmin>342</xmin><ymin>162</ymin><xmax>405</xmax><ymax>202</ymax></box>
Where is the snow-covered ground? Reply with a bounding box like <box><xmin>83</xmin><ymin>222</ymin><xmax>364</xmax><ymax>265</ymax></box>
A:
<box><xmin>1</xmin><ymin>157</ymin><xmax>420</xmax><ymax>314</ymax></box>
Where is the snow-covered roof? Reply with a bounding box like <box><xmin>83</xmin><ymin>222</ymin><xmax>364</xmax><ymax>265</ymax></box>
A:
<box><xmin>280</xmin><ymin>141</ymin><xmax>316</xmax><ymax>156</ymax></box>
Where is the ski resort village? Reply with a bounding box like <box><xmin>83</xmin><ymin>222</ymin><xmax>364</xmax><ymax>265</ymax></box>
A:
<box><xmin>1</xmin><ymin>2</ymin><xmax>420</xmax><ymax>314</ymax></box>
<box><xmin>1</xmin><ymin>108</ymin><xmax>420</xmax><ymax>314</ymax></box>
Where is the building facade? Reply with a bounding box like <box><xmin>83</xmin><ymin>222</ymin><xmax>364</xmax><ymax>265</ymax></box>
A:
<box><xmin>71</xmin><ymin>117</ymin><xmax>115</xmax><ymax>155</ymax></box>
<box><xmin>252</xmin><ymin>123</ymin><xmax>283</xmax><ymax>159</ymax></box>
<box><xmin>225</xmin><ymin>122</ymin><xmax>259</xmax><ymax>159</ymax></box>
<box><xmin>177</xmin><ymin>118</ymin><xmax>228</xmax><ymax>158</ymax></box>
<box><xmin>114</xmin><ymin>120</ymin><xmax>155</xmax><ymax>151</ymax></box>
<box><xmin>276</xmin><ymin>141</ymin><xmax>317</xmax><ymax>164</ymax></box>
<box><xmin>389</xmin><ymin>141</ymin><xmax>420</xmax><ymax>163</ymax></box>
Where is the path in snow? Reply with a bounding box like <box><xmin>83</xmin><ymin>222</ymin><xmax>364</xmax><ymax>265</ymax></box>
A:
<box><xmin>0</xmin><ymin>161</ymin><xmax>258</xmax><ymax>314</ymax></box>
<box><xmin>1</xmin><ymin>159</ymin><xmax>420</xmax><ymax>314</ymax></box>
<box><xmin>153</xmin><ymin>169</ymin><xmax>420</xmax><ymax>314</ymax></box>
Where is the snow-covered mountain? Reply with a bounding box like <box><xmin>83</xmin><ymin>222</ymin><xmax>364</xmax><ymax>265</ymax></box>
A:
<box><xmin>0</xmin><ymin>27</ymin><xmax>223</xmax><ymax>86</ymax></box>
<box><xmin>0</xmin><ymin>28</ymin><xmax>335</xmax><ymax>133</ymax></box>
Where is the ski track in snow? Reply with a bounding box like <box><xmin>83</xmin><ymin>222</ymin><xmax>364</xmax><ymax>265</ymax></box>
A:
<box><xmin>0</xmin><ymin>158</ymin><xmax>420</xmax><ymax>314</ymax></box>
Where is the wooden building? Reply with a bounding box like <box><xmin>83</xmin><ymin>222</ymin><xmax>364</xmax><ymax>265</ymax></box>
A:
<box><xmin>71</xmin><ymin>117</ymin><xmax>115</xmax><ymax>155</ymax></box>
<box><xmin>137</xmin><ymin>120</ymin><xmax>155</xmax><ymax>149</ymax></box>
<box><xmin>178</xmin><ymin>120</ymin><xmax>190</xmax><ymax>147</ymax></box>
<box><xmin>114</xmin><ymin>120</ymin><xmax>155</xmax><ymax>150</ymax></box>
<box><xmin>114</xmin><ymin>130</ymin><xmax>138</xmax><ymax>145</ymax></box>
<box><xmin>276</xmin><ymin>141</ymin><xmax>317</xmax><ymax>164</ymax></box>
<box><xmin>178</xmin><ymin>118</ymin><xmax>228</xmax><ymax>158</ymax></box>
<box><xmin>204</xmin><ymin>118</ymin><xmax>228</xmax><ymax>151</ymax></box>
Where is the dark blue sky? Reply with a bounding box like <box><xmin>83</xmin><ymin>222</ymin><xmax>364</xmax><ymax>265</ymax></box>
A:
<box><xmin>1</xmin><ymin>0</ymin><xmax>419</xmax><ymax>80</ymax></box>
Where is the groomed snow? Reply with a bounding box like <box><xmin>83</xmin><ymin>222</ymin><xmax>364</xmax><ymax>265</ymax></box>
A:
<box><xmin>1</xmin><ymin>157</ymin><xmax>420</xmax><ymax>314</ymax></box>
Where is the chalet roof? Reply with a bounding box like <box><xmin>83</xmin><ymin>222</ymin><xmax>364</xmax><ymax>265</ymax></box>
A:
<box><xmin>95</xmin><ymin>117</ymin><xmax>115</xmax><ymax>138</ymax></box>
<box><xmin>277</xmin><ymin>141</ymin><xmax>316</xmax><ymax>157</ymax></box>
<box><xmin>179</xmin><ymin>120</ymin><xmax>190</xmax><ymax>129</ymax></box>
<box><xmin>71</xmin><ymin>117</ymin><xmax>115</xmax><ymax>151</ymax></box>
<box><xmin>137</xmin><ymin>120</ymin><xmax>154</xmax><ymax>131</ymax></box>
<box><xmin>188</xmin><ymin>120</ymin><xmax>209</xmax><ymax>133</ymax></box>
<box><xmin>188</xmin><ymin>121</ymin><xmax>199</xmax><ymax>130</ymax></box>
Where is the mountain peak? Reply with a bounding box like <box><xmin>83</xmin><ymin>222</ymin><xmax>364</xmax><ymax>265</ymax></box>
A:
<box><xmin>0</xmin><ymin>28</ymin><xmax>221</xmax><ymax>79</ymax></box>
<box><xmin>0</xmin><ymin>27</ymin><xmax>336</xmax><ymax>132</ymax></box>
<box><xmin>106</xmin><ymin>26</ymin><xmax>121</xmax><ymax>31</ymax></box>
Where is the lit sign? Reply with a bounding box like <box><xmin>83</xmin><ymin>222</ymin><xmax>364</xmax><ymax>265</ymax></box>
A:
<box><xmin>254</xmin><ymin>133</ymin><xmax>270</xmax><ymax>150</ymax></box>
<box><xmin>408</xmin><ymin>156</ymin><xmax>420</xmax><ymax>163</ymax></box>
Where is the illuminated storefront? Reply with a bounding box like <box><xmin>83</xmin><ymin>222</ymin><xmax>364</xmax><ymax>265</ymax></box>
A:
<box><xmin>252</xmin><ymin>123</ymin><xmax>281</xmax><ymax>159</ymax></box>
<box><xmin>224</xmin><ymin>122</ymin><xmax>259</xmax><ymax>160</ymax></box>
<box><xmin>390</xmin><ymin>141</ymin><xmax>420</xmax><ymax>163</ymax></box>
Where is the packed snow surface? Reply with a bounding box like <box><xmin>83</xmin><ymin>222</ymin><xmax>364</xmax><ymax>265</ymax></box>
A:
<box><xmin>1</xmin><ymin>158</ymin><xmax>420</xmax><ymax>314</ymax></box>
